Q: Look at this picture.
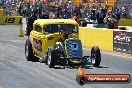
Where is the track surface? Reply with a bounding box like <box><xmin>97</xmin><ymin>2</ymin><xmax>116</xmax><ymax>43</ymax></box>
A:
<box><xmin>0</xmin><ymin>25</ymin><xmax>132</xmax><ymax>88</ymax></box>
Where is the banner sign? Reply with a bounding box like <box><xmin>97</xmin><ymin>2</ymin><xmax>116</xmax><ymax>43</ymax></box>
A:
<box><xmin>0</xmin><ymin>9</ymin><xmax>4</xmax><ymax>16</ymax></box>
<box><xmin>113</xmin><ymin>31</ymin><xmax>132</xmax><ymax>54</ymax></box>
<box><xmin>0</xmin><ymin>16</ymin><xmax>22</xmax><ymax>25</ymax></box>
<box><xmin>0</xmin><ymin>18</ymin><xmax>4</xmax><ymax>25</ymax></box>
<box><xmin>126</xmin><ymin>32</ymin><xmax>132</xmax><ymax>53</ymax></box>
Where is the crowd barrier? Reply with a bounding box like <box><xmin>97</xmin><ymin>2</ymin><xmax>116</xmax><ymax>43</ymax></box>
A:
<box><xmin>0</xmin><ymin>16</ymin><xmax>22</xmax><ymax>25</ymax></box>
<box><xmin>79</xmin><ymin>27</ymin><xmax>113</xmax><ymax>51</ymax></box>
<box><xmin>79</xmin><ymin>27</ymin><xmax>132</xmax><ymax>54</ymax></box>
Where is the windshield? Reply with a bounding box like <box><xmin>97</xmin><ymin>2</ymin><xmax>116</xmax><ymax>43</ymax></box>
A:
<box><xmin>44</xmin><ymin>24</ymin><xmax>78</xmax><ymax>34</ymax></box>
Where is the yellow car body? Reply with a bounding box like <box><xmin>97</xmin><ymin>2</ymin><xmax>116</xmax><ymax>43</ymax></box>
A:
<box><xmin>29</xmin><ymin>19</ymin><xmax>79</xmax><ymax>59</ymax></box>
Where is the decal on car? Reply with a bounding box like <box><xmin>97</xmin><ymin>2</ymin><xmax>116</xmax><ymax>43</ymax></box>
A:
<box><xmin>33</xmin><ymin>38</ymin><xmax>42</xmax><ymax>52</ymax></box>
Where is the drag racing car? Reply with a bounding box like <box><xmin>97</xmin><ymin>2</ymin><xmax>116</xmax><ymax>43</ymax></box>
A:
<box><xmin>25</xmin><ymin>19</ymin><xmax>101</xmax><ymax>68</ymax></box>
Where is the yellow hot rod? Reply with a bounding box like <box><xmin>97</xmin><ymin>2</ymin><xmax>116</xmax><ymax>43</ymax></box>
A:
<box><xmin>25</xmin><ymin>19</ymin><xmax>101</xmax><ymax>68</ymax></box>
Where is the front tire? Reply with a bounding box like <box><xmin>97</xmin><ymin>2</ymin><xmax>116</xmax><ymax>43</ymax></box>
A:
<box><xmin>47</xmin><ymin>47</ymin><xmax>56</xmax><ymax>68</ymax></box>
<box><xmin>91</xmin><ymin>46</ymin><xmax>101</xmax><ymax>67</ymax></box>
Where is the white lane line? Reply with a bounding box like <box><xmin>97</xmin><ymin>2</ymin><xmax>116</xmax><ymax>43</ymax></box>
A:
<box><xmin>83</xmin><ymin>47</ymin><xmax>132</xmax><ymax>59</ymax></box>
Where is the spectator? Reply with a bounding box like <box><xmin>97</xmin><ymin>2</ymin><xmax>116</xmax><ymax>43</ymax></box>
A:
<box><xmin>38</xmin><ymin>2</ymin><xmax>43</xmax><ymax>18</ymax></box>
<box><xmin>25</xmin><ymin>2</ymin><xmax>31</xmax><ymax>18</ymax></box>
<box><xmin>102</xmin><ymin>5</ymin><xmax>108</xmax><ymax>15</ymax></box>
<box><xmin>93</xmin><ymin>8</ymin><xmax>106</xmax><ymax>28</ymax></box>
<box><xmin>73</xmin><ymin>4</ymin><xmax>81</xmax><ymax>18</ymax></box>
<box><xmin>22</xmin><ymin>2</ymin><xmax>27</xmax><ymax>17</ymax></box>
<box><xmin>121</xmin><ymin>6</ymin><xmax>127</xmax><ymax>19</ymax></box>
<box><xmin>18</xmin><ymin>2</ymin><xmax>23</xmax><ymax>16</ymax></box>
<box><xmin>112</xmin><ymin>2</ymin><xmax>118</xmax><ymax>13</ymax></box>
<box><xmin>129</xmin><ymin>7</ymin><xmax>132</xmax><ymax>18</ymax></box>
<box><xmin>83</xmin><ymin>3</ymin><xmax>90</xmax><ymax>18</ymax></box>
<box><xmin>26</xmin><ymin>11</ymin><xmax>37</xmax><ymax>36</ymax></box>
<box><xmin>50</xmin><ymin>11</ymin><xmax>57</xmax><ymax>19</ymax></box>
<box><xmin>40</xmin><ymin>11</ymin><xmax>49</xmax><ymax>19</ymax></box>
<box><xmin>89</xmin><ymin>3</ymin><xmax>96</xmax><ymax>23</ymax></box>
<box><xmin>57</xmin><ymin>4</ymin><xmax>63</xmax><ymax>18</ymax></box>
<box><xmin>67</xmin><ymin>1</ymin><xmax>73</xmax><ymax>18</ymax></box>
<box><xmin>30</xmin><ymin>1</ymin><xmax>37</xmax><ymax>13</ymax></box>
<box><xmin>104</xmin><ymin>10</ymin><xmax>117</xmax><ymax>29</ymax></box>
<box><xmin>41</xmin><ymin>1</ymin><xmax>46</xmax><ymax>10</ymax></box>
<box><xmin>96</xmin><ymin>9</ymin><xmax>106</xmax><ymax>24</ymax></box>
<box><xmin>78</xmin><ymin>3</ymin><xmax>83</xmax><ymax>18</ymax></box>
<box><xmin>97</xmin><ymin>2</ymin><xmax>103</xmax><ymax>13</ymax></box>
<box><xmin>90</xmin><ymin>3</ymin><xmax>96</xmax><ymax>10</ymax></box>
<box><xmin>114</xmin><ymin>8</ymin><xmax>122</xmax><ymax>20</ymax></box>
<box><xmin>90</xmin><ymin>11</ymin><xmax>96</xmax><ymax>23</ymax></box>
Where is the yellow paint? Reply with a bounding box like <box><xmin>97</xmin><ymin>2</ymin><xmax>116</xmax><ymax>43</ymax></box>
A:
<box><xmin>34</xmin><ymin>19</ymin><xmax>78</xmax><ymax>26</ymax></box>
<box><xmin>31</xmin><ymin>19</ymin><xmax>79</xmax><ymax>57</ymax></box>
<box><xmin>0</xmin><ymin>9</ymin><xmax>4</xmax><ymax>16</ymax></box>
<box><xmin>18</xmin><ymin>25</ymin><xmax>24</xmax><ymax>37</ymax></box>
<box><xmin>79</xmin><ymin>27</ymin><xmax>113</xmax><ymax>51</ymax></box>
<box><xmin>119</xmin><ymin>19</ymin><xmax>132</xmax><ymax>26</ymax></box>
<box><xmin>0</xmin><ymin>16</ymin><xmax>22</xmax><ymax>25</ymax></box>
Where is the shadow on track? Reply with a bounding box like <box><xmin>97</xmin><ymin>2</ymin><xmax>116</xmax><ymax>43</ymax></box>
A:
<box><xmin>97</xmin><ymin>66</ymin><xmax>109</xmax><ymax>68</ymax></box>
<box><xmin>54</xmin><ymin>66</ymin><xmax>65</xmax><ymax>69</ymax></box>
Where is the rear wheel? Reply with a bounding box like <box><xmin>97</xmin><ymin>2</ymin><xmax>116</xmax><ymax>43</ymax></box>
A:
<box><xmin>25</xmin><ymin>38</ymin><xmax>35</xmax><ymax>61</ymax></box>
<box><xmin>91</xmin><ymin>46</ymin><xmax>101</xmax><ymax>67</ymax></box>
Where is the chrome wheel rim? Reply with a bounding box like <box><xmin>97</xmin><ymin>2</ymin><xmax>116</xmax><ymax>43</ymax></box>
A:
<box><xmin>91</xmin><ymin>50</ymin><xmax>96</xmax><ymax>64</ymax></box>
<box><xmin>48</xmin><ymin>51</ymin><xmax>51</xmax><ymax>65</ymax></box>
<box><xmin>26</xmin><ymin>44</ymin><xmax>29</xmax><ymax>56</ymax></box>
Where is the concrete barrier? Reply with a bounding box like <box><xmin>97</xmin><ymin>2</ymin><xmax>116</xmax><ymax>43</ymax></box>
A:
<box><xmin>79</xmin><ymin>27</ymin><xmax>113</xmax><ymax>51</ymax></box>
<box><xmin>79</xmin><ymin>27</ymin><xmax>132</xmax><ymax>54</ymax></box>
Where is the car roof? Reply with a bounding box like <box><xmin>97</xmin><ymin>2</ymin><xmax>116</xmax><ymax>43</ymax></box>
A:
<box><xmin>34</xmin><ymin>19</ymin><xmax>78</xmax><ymax>26</ymax></box>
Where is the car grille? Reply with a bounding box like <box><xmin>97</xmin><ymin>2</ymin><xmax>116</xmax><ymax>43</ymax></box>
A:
<box><xmin>66</xmin><ymin>39</ymin><xmax>82</xmax><ymax>58</ymax></box>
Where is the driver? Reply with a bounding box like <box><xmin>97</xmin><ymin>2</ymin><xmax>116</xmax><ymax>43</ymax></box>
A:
<box><xmin>59</xmin><ymin>25</ymin><xmax>72</xmax><ymax>42</ymax></box>
<box><xmin>62</xmin><ymin>26</ymin><xmax>72</xmax><ymax>39</ymax></box>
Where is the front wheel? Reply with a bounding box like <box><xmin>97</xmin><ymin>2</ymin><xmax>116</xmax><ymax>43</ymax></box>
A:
<box><xmin>47</xmin><ymin>48</ymin><xmax>56</xmax><ymax>68</ymax></box>
<box><xmin>91</xmin><ymin>46</ymin><xmax>101</xmax><ymax>67</ymax></box>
